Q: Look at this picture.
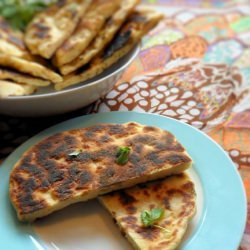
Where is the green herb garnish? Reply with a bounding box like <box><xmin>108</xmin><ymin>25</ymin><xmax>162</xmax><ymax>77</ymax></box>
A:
<box><xmin>116</xmin><ymin>146</ymin><xmax>130</xmax><ymax>165</ymax></box>
<box><xmin>0</xmin><ymin>0</ymin><xmax>56</xmax><ymax>31</ymax></box>
<box><xmin>141</xmin><ymin>208</ymin><xmax>171</xmax><ymax>234</ymax></box>
<box><xmin>141</xmin><ymin>208</ymin><xmax>164</xmax><ymax>227</ymax></box>
<box><xmin>68</xmin><ymin>150</ymin><xmax>82</xmax><ymax>158</ymax></box>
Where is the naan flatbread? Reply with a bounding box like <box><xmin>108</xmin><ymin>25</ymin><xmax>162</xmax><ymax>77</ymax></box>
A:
<box><xmin>9</xmin><ymin>122</ymin><xmax>192</xmax><ymax>221</ymax></box>
<box><xmin>59</xmin><ymin>0</ymin><xmax>140</xmax><ymax>75</ymax></box>
<box><xmin>99</xmin><ymin>173</ymin><xmax>196</xmax><ymax>250</ymax></box>
<box><xmin>55</xmin><ymin>7</ymin><xmax>163</xmax><ymax>90</ymax></box>
<box><xmin>0</xmin><ymin>68</ymin><xmax>50</xmax><ymax>87</ymax></box>
<box><xmin>0</xmin><ymin>17</ymin><xmax>55</xmax><ymax>68</ymax></box>
<box><xmin>0</xmin><ymin>17</ymin><xmax>31</xmax><ymax>59</ymax></box>
<box><xmin>0</xmin><ymin>80</ymin><xmax>36</xmax><ymax>98</ymax></box>
<box><xmin>25</xmin><ymin>0</ymin><xmax>90</xmax><ymax>59</ymax></box>
<box><xmin>54</xmin><ymin>0</ymin><xmax>120</xmax><ymax>66</ymax></box>
<box><xmin>0</xmin><ymin>54</ymin><xmax>62</xmax><ymax>84</ymax></box>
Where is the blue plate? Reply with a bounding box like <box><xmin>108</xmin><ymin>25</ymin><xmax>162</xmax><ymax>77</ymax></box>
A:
<box><xmin>0</xmin><ymin>111</ymin><xmax>247</xmax><ymax>250</ymax></box>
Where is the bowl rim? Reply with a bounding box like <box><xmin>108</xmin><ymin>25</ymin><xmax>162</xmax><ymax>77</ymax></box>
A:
<box><xmin>2</xmin><ymin>45</ymin><xmax>140</xmax><ymax>101</ymax></box>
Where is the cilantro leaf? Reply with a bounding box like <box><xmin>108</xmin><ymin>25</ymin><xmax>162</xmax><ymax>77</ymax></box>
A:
<box><xmin>151</xmin><ymin>208</ymin><xmax>164</xmax><ymax>221</ymax></box>
<box><xmin>116</xmin><ymin>146</ymin><xmax>130</xmax><ymax>165</ymax></box>
<box><xmin>141</xmin><ymin>208</ymin><xmax>171</xmax><ymax>235</ymax></box>
<box><xmin>141</xmin><ymin>208</ymin><xmax>164</xmax><ymax>227</ymax></box>
<box><xmin>141</xmin><ymin>210</ymin><xmax>152</xmax><ymax>227</ymax></box>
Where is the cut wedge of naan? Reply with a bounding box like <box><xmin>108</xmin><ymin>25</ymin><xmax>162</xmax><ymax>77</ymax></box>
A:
<box><xmin>0</xmin><ymin>15</ymin><xmax>62</xmax><ymax>84</ymax></box>
<box><xmin>59</xmin><ymin>0</ymin><xmax>140</xmax><ymax>75</ymax></box>
<box><xmin>9</xmin><ymin>122</ymin><xmax>192</xmax><ymax>221</ymax></box>
<box><xmin>0</xmin><ymin>17</ymin><xmax>56</xmax><ymax>68</ymax></box>
<box><xmin>99</xmin><ymin>173</ymin><xmax>196</xmax><ymax>250</ymax></box>
<box><xmin>0</xmin><ymin>80</ymin><xmax>36</xmax><ymax>98</ymax></box>
<box><xmin>0</xmin><ymin>68</ymin><xmax>50</xmax><ymax>87</ymax></box>
<box><xmin>54</xmin><ymin>0</ymin><xmax>120</xmax><ymax>66</ymax></box>
<box><xmin>0</xmin><ymin>54</ymin><xmax>62</xmax><ymax>84</ymax></box>
<box><xmin>55</xmin><ymin>7</ymin><xmax>163</xmax><ymax>90</ymax></box>
<box><xmin>0</xmin><ymin>17</ymin><xmax>32</xmax><ymax>60</ymax></box>
<box><xmin>25</xmin><ymin>0</ymin><xmax>91</xmax><ymax>59</ymax></box>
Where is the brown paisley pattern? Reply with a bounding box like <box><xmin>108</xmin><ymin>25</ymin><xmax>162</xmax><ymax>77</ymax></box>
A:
<box><xmin>92</xmin><ymin>58</ymin><xmax>242</xmax><ymax>131</ymax></box>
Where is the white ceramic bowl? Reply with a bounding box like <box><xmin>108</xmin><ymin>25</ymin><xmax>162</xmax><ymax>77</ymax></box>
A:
<box><xmin>0</xmin><ymin>46</ymin><xmax>139</xmax><ymax>117</ymax></box>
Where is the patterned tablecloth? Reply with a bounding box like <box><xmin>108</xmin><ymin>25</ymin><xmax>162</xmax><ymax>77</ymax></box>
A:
<box><xmin>0</xmin><ymin>0</ymin><xmax>250</xmax><ymax>249</ymax></box>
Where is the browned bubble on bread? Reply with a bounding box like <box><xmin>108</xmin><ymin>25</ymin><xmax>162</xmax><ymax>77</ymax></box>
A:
<box><xmin>9</xmin><ymin>122</ymin><xmax>192</xmax><ymax>221</ymax></box>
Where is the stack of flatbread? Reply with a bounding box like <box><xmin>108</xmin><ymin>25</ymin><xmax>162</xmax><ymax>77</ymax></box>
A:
<box><xmin>9</xmin><ymin>122</ymin><xmax>196</xmax><ymax>250</ymax></box>
<box><xmin>0</xmin><ymin>0</ymin><xmax>163</xmax><ymax>97</ymax></box>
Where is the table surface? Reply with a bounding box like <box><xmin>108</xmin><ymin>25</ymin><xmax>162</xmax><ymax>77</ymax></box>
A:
<box><xmin>0</xmin><ymin>0</ymin><xmax>250</xmax><ymax>249</ymax></box>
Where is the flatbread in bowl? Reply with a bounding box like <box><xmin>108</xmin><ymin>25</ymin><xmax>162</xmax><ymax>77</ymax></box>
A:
<box><xmin>0</xmin><ymin>1</ymin><xmax>163</xmax><ymax>116</ymax></box>
<box><xmin>0</xmin><ymin>44</ymin><xmax>139</xmax><ymax>116</ymax></box>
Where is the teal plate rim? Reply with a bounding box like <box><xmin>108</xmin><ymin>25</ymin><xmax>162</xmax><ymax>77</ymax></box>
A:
<box><xmin>0</xmin><ymin>111</ymin><xmax>247</xmax><ymax>250</ymax></box>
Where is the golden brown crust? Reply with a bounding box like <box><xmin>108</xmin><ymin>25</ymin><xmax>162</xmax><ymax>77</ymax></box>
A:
<box><xmin>59</xmin><ymin>0</ymin><xmax>140</xmax><ymax>74</ymax></box>
<box><xmin>0</xmin><ymin>17</ymin><xmax>26</xmax><ymax>56</ymax></box>
<box><xmin>55</xmin><ymin>7</ymin><xmax>163</xmax><ymax>90</ymax></box>
<box><xmin>0</xmin><ymin>17</ymin><xmax>59</xmax><ymax>85</ymax></box>
<box><xmin>25</xmin><ymin>0</ymin><xmax>91</xmax><ymax>59</ymax></box>
<box><xmin>0</xmin><ymin>54</ymin><xmax>62</xmax><ymax>84</ymax></box>
<box><xmin>54</xmin><ymin>0</ymin><xmax>120</xmax><ymax>66</ymax></box>
<box><xmin>0</xmin><ymin>17</ymin><xmax>36</xmax><ymax>61</ymax></box>
<box><xmin>0</xmin><ymin>68</ymin><xmax>50</xmax><ymax>87</ymax></box>
<box><xmin>9</xmin><ymin>122</ymin><xmax>192</xmax><ymax>221</ymax></box>
<box><xmin>0</xmin><ymin>80</ymin><xmax>37</xmax><ymax>97</ymax></box>
<box><xmin>99</xmin><ymin>173</ymin><xmax>196</xmax><ymax>250</ymax></box>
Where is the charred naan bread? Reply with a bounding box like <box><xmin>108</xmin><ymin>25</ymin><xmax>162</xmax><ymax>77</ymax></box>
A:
<box><xmin>0</xmin><ymin>17</ymin><xmax>26</xmax><ymax>58</ymax></box>
<box><xmin>0</xmin><ymin>54</ymin><xmax>62</xmax><ymax>84</ymax></box>
<box><xmin>0</xmin><ymin>68</ymin><xmax>50</xmax><ymax>87</ymax></box>
<box><xmin>0</xmin><ymin>17</ymin><xmax>57</xmax><ymax>71</ymax></box>
<box><xmin>25</xmin><ymin>0</ymin><xmax>90</xmax><ymax>59</ymax></box>
<box><xmin>0</xmin><ymin>18</ymin><xmax>60</xmax><ymax>86</ymax></box>
<box><xmin>55</xmin><ymin>7</ymin><xmax>163</xmax><ymax>90</ymax></box>
<box><xmin>0</xmin><ymin>17</ymin><xmax>34</xmax><ymax>60</ymax></box>
<box><xmin>9</xmin><ymin>122</ymin><xmax>192</xmax><ymax>221</ymax></box>
<box><xmin>0</xmin><ymin>80</ymin><xmax>36</xmax><ymax>98</ymax></box>
<box><xmin>99</xmin><ymin>173</ymin><xmax>196</xmax><ymax>250</ymax></box>
<box><xmin>59</xmin><ymin>0</ymin><xmax>140</xmax><ymax>75</ymax></box>
<box><xmin>54</xmin><ymin>0</ymin><xmax>120</xmax><ymax>66</ymax></box>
